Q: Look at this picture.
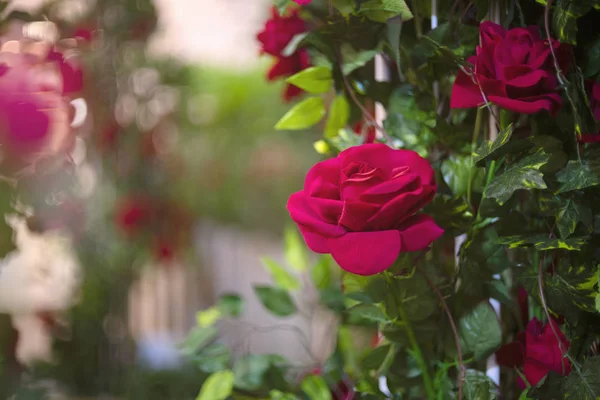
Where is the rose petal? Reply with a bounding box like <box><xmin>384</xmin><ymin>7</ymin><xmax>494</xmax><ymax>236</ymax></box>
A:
<box><xmin>339</xmin><ymin>200</ymin><xmax>379</xmax><ymax>231</ymax></box>
<box><xmin>361</xmin><ymin>172</ymin><xmax>420</xmax><ymax>200</ymax></box>
<box><xmin>496</xmin><ymin>342</ymin><xmax>525</xmax><ymax>368</ymax></box>
<box><xmin>489</xmin><ymin>93</ymin><xmax>561</xmax><ymax>115</ymax></box>
<box><xmin>297</xmin><ymin>224</ymin><xmax>330</xmax><ymax>253</ymax></box>
<box><xmin>450</xmin><ymin>68</ymin><xmax>484</xmax><ymax>109</ymax></box>
<box><xmin>287</xmin><ymin>191</ymin><xmax>345</xmax><ymax>238</ymax></box>
<box><xmin>367</xmin><ymin>185</ymin><xmax>436</xmax><ymax>230</ymax></box>
<box><xmin>329</xmin><ymin>230</ymin><xmax>401</xmax><ymax>276</ymax></box>
<box><xmin>306</xmin><ymin>196</ymin><xmax>343</xmax><ymax>224</ymax></box>
<box><xmin>304</xmin><ymin>157</ymin><xmax>341</xmax><ymax>195</ymax></box>
<box><xmin>397</xmin><ymin>214</ymin><xmax>444</xmax><ymax>252</ymax></box>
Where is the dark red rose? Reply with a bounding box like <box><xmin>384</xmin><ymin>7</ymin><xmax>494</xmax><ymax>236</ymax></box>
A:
<box><xmin>257</xmin><ymin>8</ymin><xmax>310</xmax><ymax>101</ymax></box>
<box><xmin>287</xmin><ymin>143</ymin><xmax>443</xmax><ymax>276</ymax></box>
<box><xmin>451</xmin><ymin>21</ymin><xmax>570</xmax><ymax>115</ymax></box>
<box><xmin>496</xmin><ymin>318</ymin><xmax>571</xmax><ymax>387</ymax></box>
<box><xmin>47</xmin><ymin>49</ymin><xmax>83</xmax><ymax>95</ymax></box>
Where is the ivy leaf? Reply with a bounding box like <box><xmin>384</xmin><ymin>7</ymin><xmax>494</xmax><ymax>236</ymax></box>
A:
<box><xmin>497</xmin><ymin>235</ymin><xmax>586</xmax><ymax>251</ymax></box>
<box><xmin>463</xmin><ymin>369</ymin><xmax>499</xmax><ymax>400</ymax></box>
<box><xmin>358</xmin><ymin>0</ymin><xmax>413</xmax><ymax>23</ymax></box>
<box><xmin>547</xmin><ymin>0</ymin><xmax>595</xmax><ymax>44</ymax></box>
<box><xmin>556</xmin><ymin>199</ymin><xmax>592</xmax><ymax>239</ymax></box>
<box><xmin>441</xmin><ymin>155</ymin><xmax>485</xmax><ymax>197</ymax></box>
<box><xmin>474</xmin><ymin>124</ymin><xmax>514</xmax><ymax>166</ymax></box>
<box><xmin>525</xmin><ymin>259</ymin><xmax>597</xmax><ymax>320</ymax></box>
<box><xmin>485</xmin><ymin>150</ymin><xmax>550</xmax><ymax>205</ymax></box>
<box><xmin>325</xmin><ymin>94</ymin><xmax>350</xmax><ymax>138</ymax></box>
<box><xmin>286</xmin><ymin>66</ymin><xmax>333</xmax><ymax>94</ymax></box>
<box><xmin>424</xmin><ymin>195</ymin><xmax>473</xmax><ymax>235</ymax></box>
<box><xmin>459</xmin><ymin>302</ymin><xmax>502</xmax><ymax>361</ymax></box>
<box><xmin>341</xmin><ymin>44</ymin><xmax>380</xmax><ymax>75</ymax></box>
<box><xmin>275</xmin><ymin>97</ymin><xmax>326</xmax><ymax>130</ymax></box>
<box><xmin>233</xmin><ymin>354</ymin><xmax>272</xmax><ymax>391</ymax></box>
<box><xmin>261</xmin><ymin>257</ymin><xmax>301</xmax><ymax>291</ymax></box>
<box><xmin>254</xmin><ymin>286</ymin><xmax>297</xmax><ymax>317</ymax></box>
<box><xmin>301</xmin><ymin>375</ymin><xmax>333</xmax><ymax>400</ymax></box>
<box><xmin>347</xmin><ymin>304</ymin><xmax>387</xmax><ymax>322</ymax></box>
<box><xmin>562</xmin><ymin>356</ymin><xmax>600</xmax><ymax>399</ymax></box>
<box><xmin>197</xmin><ymin>370</ymin><xmax>235</xmax><ymax>400</ymax></box>
<box><xmin>556</xmin><ymin>160</ymin><xmax>600</xmax><ymax>193</ymax></box>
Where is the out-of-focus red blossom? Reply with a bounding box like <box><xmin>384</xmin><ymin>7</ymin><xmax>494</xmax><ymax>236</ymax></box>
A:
<box><xmin>293</xmin><ymin>0</ymin><xmax>312</xmax><ymax>4</ymax></box>
<box><xmin>115</xmin><ymin>195</ymin><xmax>154</xmax><ymax>235</ymax></box>
<box><xmin>578</xmin><ymin>80</ymin><xmax>600</xmax><ymax>143</ymax></box>
<box><xmin>352</xmin><ymin>121</ymin><xmax>376</xmax><ymax>143</ymax></box>
<box><xmin>0</xmin><ymin>40</ymin><xmax>75</xmax><ymax>171</ymax></box>
<box><xmin>257</xmin><ymin>8</ymin><xmax>311</xmax><ymax>101</ymax></box>
<box><xmin>98</xmin><ymin>119</ymin><xmax>121</xmax><ymax>152</ymax></box>
<box><xmin>47</xmin><ymin>49</ymin><xmax>84</xmax><ymax>94</ymax></box>
<box><xmin>496</xmin><ymin>318</ymin><xmax>571</xmax><ymax>387</ymax></box>
<box><xmin>73</xmin><ymin>28</ymin><xmax>93</xmax><ymax>43</ymax></box>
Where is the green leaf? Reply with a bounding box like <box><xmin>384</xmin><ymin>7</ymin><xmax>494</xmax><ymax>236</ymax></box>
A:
<box><xmin>459</xmin><ymin>302</ymin><xmax>502</xmax><ymax>361</ymax></box>
<box><xmin>301</xmin><ymin>375</ymin><xmax>333</xmax><ymax>400</ymax></box>
<box><xmin>556</xmin><ymin>160</ymin><xmax>600</xmax><ymax>193</ymax></box>
<box><xmin>556</xmin><ymin>199</ymin><xmax>592</xmax><ymax>239</ymax></box>
<box><xmin>463</xmin><ymin>369</ymin><xmax>499</xmax><ymax>400</ymax></box>
<box><xmin>561</xmin><ymin>356</ymin><xmax>600</xmax><ymax>399</ymax></box>
<box><xmin>196</xmin><ymin>307</ymin><xmax>222</xmax><ymax>328</ymax></box>
<box><xmin>275</xmin><ymin>97</ymin><xmax>326</xmax><ymax>130</ymax></box>
<box><xmin>358</xmin><ymin>0</ymin><xmax>414</xmax><ymax>23</ymax></box>
<box><xmin>311</xmin><ymin>255</ymin><xmax>332</xmax><ymax>289</ymax></box>
<box><xmin>474</xmin><ymin>125</ymin><xmax>514</xmax><ymax>166</ymax></box>
<box><xmin>325</xmin><ymin>94</ymin><xmax>350</xmax><ymax>138</ymax></box>
<box><xmin>497</xmin><ymin>235</ymin><xmax>586</xmax><ymax>251</ymax></box>
<box><xmin>331</xmin><ymin>0</ymin><xmax>355</xmax><ymax>14</ymax></box>
<box><xmin>218</xmin><ymin>294</ymin><xmax>244</xmax><ymax>317</ymax></box>
<box><xmin>284</xmin><ymin>225</ymin><xmax>308</xmax><ymax>272</ymax></box>
<box><xmin>485</xmin><ymin>150</ymin><xmax>550</xmax><ymax>205</ymax></box>
<box><xmin>194</xmin><ymin>343</ymin><xmax>231</xmax><ymax>373</ymax></box>
<box><xmin>233</xmin><ymin>354</ymin><xmax>271</xmax><ymax>391</ymax></box>
<box><xmin>286</xmin><ymin>66</ymin><xmax>333</xmax><ymax>94</ymax></box>
<box><xmin>341</xmin><ymin>44</ymin><xmax>380</xmax><ymax>75</ymax></box>
<box><xmin>254</xmin><ymin>286</ymin><xmax>297</xmax><ymax>317</ymax></box>
<box><xmin>386</xmin><ymin>17</ymin><xmax>403</xmax><ymax>81</ymax></box>
<box><xmin>270</xmin><ymin>390</ymin><xmax>301</xmax><ymax>400</ymax></box>
<box><xmin>274</xmin><ymin>0</ymin><xmax>293</xmax><ymax>15</ymax></box>
<box><xmin>584</xmin><ymin>36</ymin><xmax>600</xmax><ymax>77</ymax></box>
<box><xmin>441</xmin><ymin>155</ymin><xmax>485</xmax><ymax>197</ymax></box>
<box><xmin>549</xmin><ymin>0</ymin><xmax>595</xmax><ymax>44</ymax></box>
<box><xmin>179</xmin><ymin>326</ymin><xmax>218</xmax><ymax>356</ymax></box>
<box><xmin>519</xmin><ymin>259</ymin><xmax>597</xmax><ymax>318</ymax></box>
<box><xmin>261</xmin><ymin>257</ymin><xmax>301</xmax><ymax>291</ymax></box>
<box><xmin>424</xmin><ymin>195</ymin><xmax>473</xmax><ymax>235</ymax></box>
<box><xmin>347</xmin><ymin>304</ymin><xmax>387</xmax><ymax>322</ymax></box>
<box><xmin>197</xmin><ymin>370</ymin><xmax>234</xmax><ymax>400</ymax></box>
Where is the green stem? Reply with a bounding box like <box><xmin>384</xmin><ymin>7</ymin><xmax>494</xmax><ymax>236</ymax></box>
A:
<box><xmin>396</xmin><ymin>306</ymin><xmax>436</xmax><ymax>399</ymax></box>
<box><xmin>467</xmin><ymin>108</ymin><xmax>483</xmax><ymax>207</ymax></box>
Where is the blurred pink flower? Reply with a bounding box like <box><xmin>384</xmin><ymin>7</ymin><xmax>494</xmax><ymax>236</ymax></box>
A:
<box><xmin>0</xmin><ymin>40</ymin><xmax>76</xmax><ymax>172</ymax></box>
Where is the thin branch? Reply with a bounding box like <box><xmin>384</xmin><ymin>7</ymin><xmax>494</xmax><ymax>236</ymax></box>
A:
<box><xmin>420</xmin><ymin>266</ymin><xmax>463</xmax><ymax>400</ymax></box>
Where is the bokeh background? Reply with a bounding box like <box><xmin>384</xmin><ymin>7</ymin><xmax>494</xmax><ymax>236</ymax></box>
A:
<box><xmin>0</xmin><ymin>0</ymin><xmax>330</xmax><ymax>398</ymax></box>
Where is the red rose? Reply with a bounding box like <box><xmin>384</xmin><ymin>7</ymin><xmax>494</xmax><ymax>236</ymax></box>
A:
<box><xmin>578</xmin><ymin>80</ymin><xmax>600</xmax><ymax>143</ymax></box>
<box><xmin>496</xmin><ymin>318</ymin><xmax>571</xmax><ymax>387</ymax></box>
<box><xmin>451</xmin><ymin>21</ymin><xmax>570</xmax><ymax>115</ymax></box>
<box><xmin>287</xmin><ymin>143</ymin><xmax>443</xmax><ymax>276</ymax></box>
<box><xmin>257</xmin><ymin>8</ymin><xmax>311</xmax><ymax>101</ymax></box>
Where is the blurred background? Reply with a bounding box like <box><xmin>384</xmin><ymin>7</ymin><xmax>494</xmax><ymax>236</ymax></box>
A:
<box><xmin>0</xmin><ymin>0</ymin><xmax>329</xmax><ymax>398</ymax></box>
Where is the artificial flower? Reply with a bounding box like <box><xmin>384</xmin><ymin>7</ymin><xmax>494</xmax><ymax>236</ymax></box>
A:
<box><xmin>288</xmin><ymin>143</ymin><xmax>443</xmax><ymax>275</ymax></box>
<box><xmin>451</xmin><ymin>21</ymin><xmax>570</xmax><ymax>115</ymax></box>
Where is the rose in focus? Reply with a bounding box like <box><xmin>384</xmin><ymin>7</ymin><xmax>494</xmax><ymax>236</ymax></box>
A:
<box><xmin>287</xmin><ymin>143</ymin><xmax>443</xmax><ymax>276</ymax></box>
<box><xmin>257</xmin><ymin>7</ymin><xmax>310</xmax><ymax>101</ymax></box>
<box><xmin>496</xmin><ymin>317</ymin><xmax>571</xmax><ymax>387</ymax></box>
<box><xmin>451</xmin><ymin>21</ymin><xmax>570</xmax><ymax>115</ymax></box>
